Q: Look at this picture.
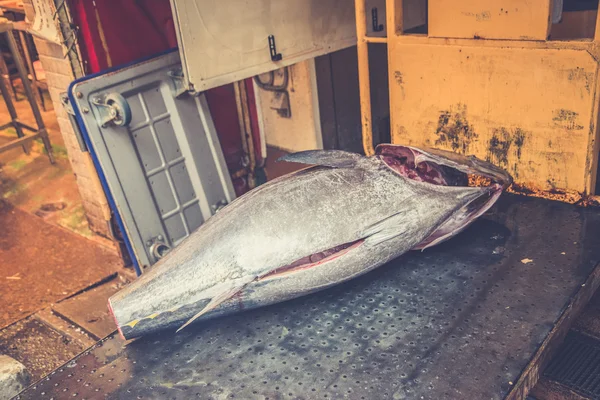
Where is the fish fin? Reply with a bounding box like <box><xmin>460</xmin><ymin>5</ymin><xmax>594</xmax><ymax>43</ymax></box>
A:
<box><xmin>176</xmin><ymin>277</ymin><xmax>255</xmax><ymax>333</ymax></box>
<box><xmin>362</xmin><ymin>210</ymin><xmax>410</xmax><ymax>247</ymax></box>
<box><xmin>278</xmin><ymin>150</ymin><xmax>362</xmax><ymax>168</ymax></box>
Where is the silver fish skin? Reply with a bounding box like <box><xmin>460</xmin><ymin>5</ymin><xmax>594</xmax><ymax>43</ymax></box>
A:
<box><xmin>109</xmin><ymin>144</ymin><xmax>511</xmax><ymax>339</ymax></box>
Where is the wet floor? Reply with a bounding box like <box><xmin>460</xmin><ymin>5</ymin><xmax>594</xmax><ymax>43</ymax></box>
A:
<box><xmin>0</xmin><ymin>79</ymin><xmax>131</xmax><ymax>384</ymax></box>
<box><xmin>0</xmin><ymin>200</ymin><xmax>122</xmax><ymax>328</ymax></box>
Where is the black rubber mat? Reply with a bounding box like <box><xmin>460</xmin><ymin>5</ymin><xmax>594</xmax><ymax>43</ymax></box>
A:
<box><xmin>544</xmin><ymin>331</ymin><xmax>600</xmax><ymax>399</ymax></box>
<box><xmin>16</xmin><ymin>195</ymin><xmax>600</xmax><ymax>399</ymax></box>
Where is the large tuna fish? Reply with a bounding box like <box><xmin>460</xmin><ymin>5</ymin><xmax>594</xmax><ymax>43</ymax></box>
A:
<box><xmin>109</xmin><ymin>144</ymin><xmax>512</xmax><ymax>339</ymax></box>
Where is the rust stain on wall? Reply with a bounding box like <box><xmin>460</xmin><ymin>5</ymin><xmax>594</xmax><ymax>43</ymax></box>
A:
<box><xmin>486</xmin><ymin>127</ymin><xmax>529</xmax><ymax>178</ymax></box>
<box><xmin>487</xmin><ymin>128</ymin><xmax>512</xmax><ymax>167</ymax></box>
<box><xmin>461</xmin><ymin>11</ymin><xmax>491</xmax><ymax>21</ymax></box>
<box><xmin>553</xmin><ymin>109</ymin><xmax>584</xmax><ymax>131</ymax></box>
<box><xmin>394</xmin><ymin>71</ymin><xmax>403</xmax><ymax>85</ymax></box>
<box><xmin>567</xmin><ymin>67</ymin><xmax>593</xmax><ymax>94</ymax></box>
<box><xmin>434</xmin><ymin>104</ymin><xmax>478</xmax><ymax>154</ymax></box>
<box><xmin>513</xmin><ymin>128</ymin><xmax>526</xmax><ymax>159</ymax></box>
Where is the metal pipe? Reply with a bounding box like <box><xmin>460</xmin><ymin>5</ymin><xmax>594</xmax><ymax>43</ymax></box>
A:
<box><xmin>233</xmin><ymin>80</ymin><xmax>255</xmax><ymax>188</ymax></box>
<box><xmin>254</xmin><ymin>68</ymin><xmax>288</xmax><ymax>91</ymax></box>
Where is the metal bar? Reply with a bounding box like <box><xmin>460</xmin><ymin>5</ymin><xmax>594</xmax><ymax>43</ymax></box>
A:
<box><xmin>364</xmin><ymin>36</ymin><xmax>387</xmax><ymax>44</ymax></box>
<box><xmin>595</xmin><ymin>0</ymin><xmax>600</xmax><ymax>41</ymax></box>
<box><xmin>355</xmin><ymin>0</ymin><xmax>375</xmax><ymax>156</ymax></box>
<box><xmin>238</xmin><ymin>80</ymin><xmax>256</xmax><ymax>188</ymax></box>
<box><xmin>0</xmin><ymin>132</ymin><xmax>42</xmax><ymax>153</ymax></box>
<box><xmin>386</xmin><ymin>0</ymin><xmax>398</xmax><ymax>147</ymax></box>
<box><xmin>0</xmin><ymin>55</ymin><xmax>28</xmax><ymax>154</ymax></box>
<box><xmin>233</xmin><ymin>81</ymin><xmax>254</xmax><ymax>184</ymax></box>
<box><xmin>0</xmin><ymin>42</ymin><xmax>14</xmax><ymax>99</ymax></box>
<box><xmin>160</xmin><ymin>198</ymin><xmax>199</xmax><ymax>220</ymax></box>
<box><xmin>5</xmin><ymin>29</ymin><xmax>54</xmax><ymax>163</ymax></box>
<box><xmin>15</xmin><ymin>121</ymin><xmax>38</xmax><ymax>132</ymax></box>
<box><xmin>52</xmin><ymin>0</ymin><xmax>84</xmax><ymax>78</ymax></box>
<box><xmin>18</xmin><ymin>30</ymin><xmax>44</xmax><ymax>111</ymax></box>
<box><xmin>0</xmin><ymin>122</ymin><xmax>13</xmax><ymax>131</ymax></box>
<box><xmin>145</xmin><ymin>156</ymin><xmax>186</xmax><ymax>179</ymax></box>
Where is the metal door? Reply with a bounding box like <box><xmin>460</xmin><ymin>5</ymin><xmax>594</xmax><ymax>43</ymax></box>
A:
<box><xmin>69</xmin><ymin>51</ymin><xmax>235</xmax><ymax>271</ymax></box>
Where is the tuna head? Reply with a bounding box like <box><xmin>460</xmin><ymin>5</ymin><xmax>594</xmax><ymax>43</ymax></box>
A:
<box><xmin>374</xmin><ymin>144</ymin><xmax>512</xmax><ymax>250</ymax></box>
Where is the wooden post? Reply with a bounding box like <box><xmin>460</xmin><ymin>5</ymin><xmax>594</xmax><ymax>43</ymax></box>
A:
<box><xmin>355</xmin><ymin>0</ymin><xmax>375</xmax><ymax>156</ymax></box>
<box><xmin>387</xmin><ymin>0</ymin><xmax>402</xmax><ymax>36</ymax></box>
<box><xmin>595</xmin><ymin>0</ymin><xmax>600</xmax><ymax>41</ymax></box>
<box><xmin>588</xmin><ymin>0</ymin><xmax>600</xmax><ymax>193</ymax></box>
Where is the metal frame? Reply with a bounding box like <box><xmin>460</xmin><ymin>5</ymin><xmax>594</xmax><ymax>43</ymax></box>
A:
<box><xmin>0</xmin><ymin>20</ymin><xmax>53</xmax><ymax>163</ymax></box>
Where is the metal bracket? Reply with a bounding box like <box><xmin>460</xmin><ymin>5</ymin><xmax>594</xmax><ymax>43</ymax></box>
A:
<box><xmin>60</xmin><ymin>92</ymin><xmax>74</xmax><ymax>115</ymax></box>
<box><xmin>372</xmin><ymin>8</ymin><xmax>384</xmax><ymax>32</ymax></box>
<box><xmin>254</xmin><ymin>68</ymin><xmax>291</xmax><ymax>118</ymax></box>
<box><xmin>270</xmin><ymin>91</ymin><xmax>291</xmax><ymax>118</ymax></box>
<box><xmin>60</xmin><ymin>92</ymin><xmax>87</xmax><ymax>151</ymax></box>
<box><xmin>211</xmin><ymin>199</ymin><xmax>228</xmax><ymax>214</ymax></box>
<box><xmin>167</xmin><ymin>68</ymin><xmax>194</xmax><ymax>98</ymax></box>
<box><xmin>268</xmin><ymin>35</ymin><xmax>282</xmax><ymax>61</ymax></box>
<box><xmin>90</xmin><ymin>93</ymin><xmax>132</xmax><ymax>128</ymax></box>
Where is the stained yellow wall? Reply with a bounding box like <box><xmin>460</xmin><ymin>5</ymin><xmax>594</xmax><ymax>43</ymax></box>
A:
<box><xmin>387</xmin><ymin>40</ymin><xmax>599</xmax><ymax>192</ymax></box>
<box><xmin>428</xmin><ymin>0</ymin><xmax>552</xmax><ymax>40</ymax></box>
<box><xmin>256</xmin><ymin>60</ymin><xmax>323</xmax><ymax>152</ymax></box>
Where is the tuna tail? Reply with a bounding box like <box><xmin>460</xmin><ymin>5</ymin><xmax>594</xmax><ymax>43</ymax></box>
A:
<box><xmin>176</xmin><ymin>275</ymin><xmax>256</xmax><ymax>333</ymax></box>
<box><xmin>278</xmin><ymin>150</ymin><xmax>363</xmax><ymax>168</ymax></box>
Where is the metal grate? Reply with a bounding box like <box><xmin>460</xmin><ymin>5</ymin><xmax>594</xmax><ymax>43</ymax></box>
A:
<box><xmin>544</xmin><ymin>331</ymin><xmax>600</xmax><ymax>399</ymax></box>
<box><xmin>70</xmin><ymin>51</ymin><xmax>235</xmax><ymax>269</ymax></box>
<box><xmin>17</xmin><ymin>195</ymin><xmax>600</xmax><ymax>399</ymax></box>
<box><xmin>127</xmin><ymin>87</ymin><xmax>203</xmax><ymax>247</ymax></box>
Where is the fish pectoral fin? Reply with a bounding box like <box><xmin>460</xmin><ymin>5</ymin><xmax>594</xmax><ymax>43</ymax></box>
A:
<box><xmin>278</xmin><ymin>150</ymin><xmax>362</xmax><ymax>168</ymax></box>
<box><xmin>176</xmin><ymin>277</ymin><xmax>255</xmax><ymax>333</ymax></box>
<box><xmin>362</xmin><ymin>210</ymin><xmax>410</xmax><ymax>247</ymax></box>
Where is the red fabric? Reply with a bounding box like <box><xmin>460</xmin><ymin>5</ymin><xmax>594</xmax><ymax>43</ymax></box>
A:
<box><xmin>205</xmin><ymin>85</ymin><xmax>245</xmax><ymax>173</ymax></box>
<box><xmin>68</xmin><ymin>0</ymin><xmax>262</xmax><ymax>195</ymax></box>
<box><xmin>68</xmin><ymin>0</ymin><xmax>174</xmax><ymax>74</ymax></box>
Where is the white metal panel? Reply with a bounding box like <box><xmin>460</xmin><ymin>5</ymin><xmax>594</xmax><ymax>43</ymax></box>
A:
<box><xmin>170</xmin><ymin>0</ymin><xmax>357</xmax><ymax>92</ymax></box>
<box><xmin>71</xmin><ymin>52</ymin><xmax>236</xmax><ymax>268</ymax></box>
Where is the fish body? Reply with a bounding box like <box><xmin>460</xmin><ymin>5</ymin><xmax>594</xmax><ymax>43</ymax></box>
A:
<box><xmin>109</xmin><ymin>144</ymin><xmax>511</xmax><ymax>339</ymax></box>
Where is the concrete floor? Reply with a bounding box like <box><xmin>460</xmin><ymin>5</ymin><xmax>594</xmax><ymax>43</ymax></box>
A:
<box><xmin>0</xmin><ymin>81</ymin><xmax>101</xmax><ymax>240</ymax></box>
<box><xmin>0</xmin><ymin>80</ymin><xmax>133</xmax><ymax>387</ymax></box>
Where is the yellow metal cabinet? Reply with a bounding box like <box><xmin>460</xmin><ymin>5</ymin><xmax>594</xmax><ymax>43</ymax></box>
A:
<box><xmin>355</xmin><ymin>0</ymin><xmax>600</xmax><ymax>194</ymax></box>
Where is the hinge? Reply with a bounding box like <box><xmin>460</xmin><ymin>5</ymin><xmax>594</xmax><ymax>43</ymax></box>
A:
<box><xmin>167</xmin><ymin>68</ymin><xmax>199</xmax><ymax>98</ymax></box>
<box><xmin>60</xmin><ymin>92</ymin><xmax>87</xmax><ymax>152</ymax></box>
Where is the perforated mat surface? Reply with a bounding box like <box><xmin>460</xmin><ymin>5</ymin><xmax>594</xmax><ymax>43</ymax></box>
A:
<box><xmin>17</xmin><ymin>195</ymin><xmax>600</xmax><ymax>399</ymax></box>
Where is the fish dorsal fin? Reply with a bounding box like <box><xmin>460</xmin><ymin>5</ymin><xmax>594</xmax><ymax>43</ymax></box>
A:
<box><xmin>176</xmin><ymin>275</ymin><xmax>256</xmax><ymax>333</ymax></box>
<box><xmin>278</xmin><ymin>150</ymin><xmax>362</xmax><ymax>168</ymax></box>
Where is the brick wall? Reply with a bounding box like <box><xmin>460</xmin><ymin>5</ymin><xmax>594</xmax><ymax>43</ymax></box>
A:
<box><xmin>22</xmin><ymin>0</ymin><xmax>112</xmax><ymax>238</ymax></box>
